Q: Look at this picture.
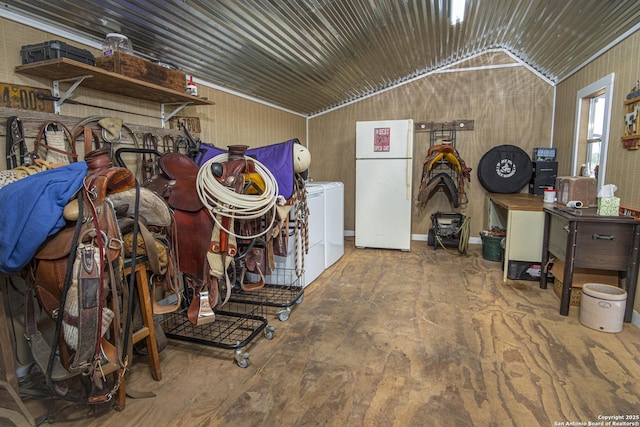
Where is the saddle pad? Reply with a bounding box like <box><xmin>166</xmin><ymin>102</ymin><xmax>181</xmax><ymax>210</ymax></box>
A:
<box><xmin>195</xmin><ymin>139</ymin><xmax>297</xmax><ymax>200</ymax></box>
<box><xmin>0</xmin><ymin>162</ymin><xmax>88</xmax><ymax>274</ymax></box>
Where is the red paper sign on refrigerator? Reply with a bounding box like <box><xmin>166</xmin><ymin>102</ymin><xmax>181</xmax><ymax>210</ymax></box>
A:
<box><xmin>373</xmin><ymin>127</ymin><xmax>390</xmax><ymax>152</ymax></box>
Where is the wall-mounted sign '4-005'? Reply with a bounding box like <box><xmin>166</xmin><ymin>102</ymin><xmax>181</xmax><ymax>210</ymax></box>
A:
<box><xmin>0</xmin><ymin>82</ymin><xmax>54</xmax><ymax>113</ymax></box>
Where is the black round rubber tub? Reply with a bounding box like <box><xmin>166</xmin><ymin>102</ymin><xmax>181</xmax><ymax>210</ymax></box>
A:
<box><xmin>477</xmin><ymin>144</ymin><xmax>532</xmax><ymax>193</ymax></box>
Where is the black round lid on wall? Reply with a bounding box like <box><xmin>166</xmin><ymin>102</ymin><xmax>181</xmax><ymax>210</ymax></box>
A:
<box><xmin>477</xmin><ymin>144</ymin><xmax>533</xmax><ymax>193</ymax></box>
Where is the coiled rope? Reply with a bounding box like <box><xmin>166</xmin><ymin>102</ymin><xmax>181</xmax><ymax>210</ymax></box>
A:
<box><xmin>456</xmin><ymin>215</ymin><xmax>471</xmax><ymax>253</ymax></box>
<box><xmin>196</xmin><ymin>153</ymin><xmax>282</xmax><ymax>239</ymax></box>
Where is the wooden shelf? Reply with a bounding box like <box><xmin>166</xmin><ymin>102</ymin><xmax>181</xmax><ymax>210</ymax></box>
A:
<box><xmin>15</xmin><ymin>57</ymin><xmax>213</xmax><ymax>106</ymax></box>
<box><xmin>621</xmin><ymin>134</ymin><xmax>640</xmax><ymax>140</ymax></box>
<box><xmin>625</xmin><ymin>95</ymin><xmax>640</xmax><ymax>105</ymax></box>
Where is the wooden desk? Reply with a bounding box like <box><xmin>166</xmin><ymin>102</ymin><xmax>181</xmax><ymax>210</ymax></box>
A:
<box><xmin>540</xmin><ymin>207</ymin><xmax>640</xmax><ymax>322</ymax></box>
<box><xmin>487</xmin><ymin>193</ymin><xmax>547</xmax><ymax>282</ymax></box>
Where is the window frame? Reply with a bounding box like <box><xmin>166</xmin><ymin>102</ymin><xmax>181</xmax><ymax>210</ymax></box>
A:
<box><xmin>572</xmin><ymin>73</ymin><xmax>614</xmax><ymax>192</ymax></box>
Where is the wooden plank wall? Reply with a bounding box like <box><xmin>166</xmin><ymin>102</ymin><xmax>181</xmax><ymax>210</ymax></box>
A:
<box><xmin>0</xmin><ymin>17</ymin><xmax>307</xmax><ymax>165</ymax></box>
<box><xmin>554</xmin><ymin>30</ymin><xmax>640</xmax><ymax>316</ymax></box>
<box><xmin>554</xmin><ymin>30</ymin><xmax>640</xmax><ymax>207</ymax></box>
<box><xmin>3</xmin><ymin>15</ymin><xmax>639</xmax><ymax>316</ymax></box>
<box><xmin>307</xmin><ymin>51</ymin><xmax>555</xmax><ymax>242</ymax></box>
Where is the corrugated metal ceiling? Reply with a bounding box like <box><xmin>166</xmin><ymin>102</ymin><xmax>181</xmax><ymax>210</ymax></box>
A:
<box><xmin>3</xmin><ymin>0</ymin><xmax>640</xmax><ymax>116</ymax></box>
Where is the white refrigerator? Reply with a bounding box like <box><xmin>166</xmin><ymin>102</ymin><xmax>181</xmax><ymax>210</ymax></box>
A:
<box><xmin>355</xmin><ymin>119</ymin><xmax>414</xmax><ymax>251</ymax></box>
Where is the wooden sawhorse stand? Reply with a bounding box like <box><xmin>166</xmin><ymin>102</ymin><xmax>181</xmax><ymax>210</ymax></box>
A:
<box><xmin>116</xmin><ymin>260</ymin><xmax>162</xmax><ymax>410</ymax></box>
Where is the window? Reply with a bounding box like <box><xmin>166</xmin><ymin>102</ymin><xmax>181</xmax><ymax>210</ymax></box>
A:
<box><xmin>572</xmin><ymin>74</ymin><xmax>614</xmax><ymax>192</ymax></box>
<box><xmin>584</xmin><ymin>94</ymin><xmax>606</xmax><ymax>177</ymax></box>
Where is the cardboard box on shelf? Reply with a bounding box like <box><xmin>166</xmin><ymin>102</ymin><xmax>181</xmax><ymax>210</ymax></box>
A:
<box><xmin>555</xmin><ymin>176</ymin><xmax>597</xmax><ymax>206</ymax></box>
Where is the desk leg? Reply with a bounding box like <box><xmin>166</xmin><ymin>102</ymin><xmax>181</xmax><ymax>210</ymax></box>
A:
<box><xmin>540</xmin><ymin>212</ymin><xmax>551</xmax><ymax>289</ymax></box>
<box><xmin>624</xmin><ymin>225</ymin><xmax>640</xmax><ymax>322</ymax></box>
<box><xmin>560</xmin><ymin>221</ymin><xmax>578</xmax><ymax>316</ymax></box>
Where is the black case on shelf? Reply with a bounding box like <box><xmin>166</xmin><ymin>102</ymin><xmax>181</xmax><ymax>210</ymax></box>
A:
<box><xmin>21</xmin><ymin>40</ymin><xmax>96</xmax><ymax>66</ymax></box>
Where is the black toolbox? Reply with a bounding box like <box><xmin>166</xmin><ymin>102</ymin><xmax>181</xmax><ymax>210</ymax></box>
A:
<box><xmin>21</xmin><ymin>40</ymin><xmax>95</xmax><ymax>66</ymax></box>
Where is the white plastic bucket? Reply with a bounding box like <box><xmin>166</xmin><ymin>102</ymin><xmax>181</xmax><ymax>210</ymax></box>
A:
<box><xmin>579</xmin><ymin>283</ymin><xmax>627</xmax><ymax>333</ymax></box>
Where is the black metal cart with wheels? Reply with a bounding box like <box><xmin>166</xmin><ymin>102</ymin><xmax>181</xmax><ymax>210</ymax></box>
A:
<box><xmin>161</xmin><ymin>293</ymin><xmax>275</xmax><ymax>368</ymax></box>
<box><xmin>230</xmin><ymin>268</ymin><xmax>304</xmax><ymax>322</ymax></box>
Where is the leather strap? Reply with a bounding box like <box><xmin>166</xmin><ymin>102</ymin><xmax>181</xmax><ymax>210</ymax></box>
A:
<box><xmin>161</xmin><ymin>135</ymin><xmax>174</xmax><ymax>153</ymax></box>
<box><xmin>69</xmin><ymin>241</ymin><xmax>103</xmax><ymax>374</ymax></box>
<box><xmin>24</xmin><ymin>285</ymin><xmax>71</xmax><ymax>382</ymax></box>
<box><xmin>5</xmin><ymin>116</ymin><xmax>29</xmax><ymax>168</ymax></box>
<box><xmin>240</xmin><ymin>247</ymin><xmax>266</xmax><ymax>291</ymax></box>
<box><xmin>71</xmin><ymin>125</ymin><xmax>102</xmax><ymax>158</ymax></box>
<box><xmin>142</xmin><ymin>133</ymin><xmax>159</xmax><ymax>182</ymax></box>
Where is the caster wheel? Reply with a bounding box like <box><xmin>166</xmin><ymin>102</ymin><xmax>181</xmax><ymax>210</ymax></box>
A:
<box><xmin>295</xmin><ymin>294</ymin><xmax>304</xmax><ymax>304</ymax></box>
<box><xmin>264</xmin><ymin>329</ymin><xmax>274</xmax><ymax>340</ymax></box>
<box><xmin>278</xmin><ymin>309</ymin><xmax>290</xmax><ymax>322</ymax></box>
<box><xmin>234</xmin><ymin>348</ymin><xmax>250</xmax><ymax>368</ymax></box>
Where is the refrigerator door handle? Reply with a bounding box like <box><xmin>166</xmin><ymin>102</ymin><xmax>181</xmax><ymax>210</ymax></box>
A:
<box><xmin>406</xmin><ymin>158</ymin><xmax>412</xmax><ymax>200</ymax></box>
<box><xmin>405</xmin><ymin>121</ymin><xmax>413</xmax><ymax>200</ymax></box>
<box><xmin>406</xmin><ymin>123</ymin><xmax>413</xmax><ymax>159</ymax></box>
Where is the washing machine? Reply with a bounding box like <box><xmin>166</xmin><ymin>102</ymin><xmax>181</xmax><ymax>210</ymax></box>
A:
<box><xmin>272</xmin><ymin>185</ymin><xmax>325</xmax><ymax>287</ymax></box>
<box><xmin>307</xmin><ymin>182</ymin><xmax>344</xmax><ymax>268</ymax></box>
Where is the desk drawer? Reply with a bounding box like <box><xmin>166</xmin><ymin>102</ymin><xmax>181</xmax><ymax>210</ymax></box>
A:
<box><xmin>548</xmin><ymin>215</ymin><xmax>568</xmax><ymax>259</ymax></box>
<box><xmin>574</xmin><ymin>222</ymin><xmax>633</xmax><ymax>270</ymax></box>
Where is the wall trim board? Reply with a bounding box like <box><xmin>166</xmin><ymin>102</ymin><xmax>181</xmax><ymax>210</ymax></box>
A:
<box><xmin>344</xmin><ymin>230</ymin><xmax>483</xmax><ymax>246</ymax></box>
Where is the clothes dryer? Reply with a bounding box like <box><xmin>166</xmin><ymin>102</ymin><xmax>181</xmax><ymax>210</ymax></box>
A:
<box><xmin>308</xmin><ymin>182</ymin><xmax>344</xmax><ymax>268</ymax></box>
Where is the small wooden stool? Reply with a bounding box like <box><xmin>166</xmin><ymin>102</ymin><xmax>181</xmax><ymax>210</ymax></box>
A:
<box><xmin>116</xmin><ymin>260</ymin><xmax>162</xmax><ymax>409</ymax></box>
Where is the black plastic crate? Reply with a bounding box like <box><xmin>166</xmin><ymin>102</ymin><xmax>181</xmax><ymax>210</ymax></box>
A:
<box><xmin>504</xmin><ymin>260</ymin><xmax>554</xmax><ymax>281</ymax></box>
<box><xmin>529</xmin><ymin>176</ymin><xmax>556</xmax><ymax>195</ymax></box>
<box><xmin>21</xmin><ymin>40</ymin><xmax>95</xmax><ymax>66</ymax></box>
<box><xmin>531</xmin><ymin>161</ymin><xmax>558</xmax><ymax>179</ymax></box>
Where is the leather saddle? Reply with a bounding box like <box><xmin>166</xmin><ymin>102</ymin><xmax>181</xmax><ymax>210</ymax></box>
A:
<box><xmin>144</xmin><ymin>152</ymin><xmax>204</xmax><ymax>212</ymax></box>
<box><xmin>142</xmin><ymin>152</ymin><xmax>220</xmax><ymax>325</ymax></box>
<box><xmin>34</xmin><ymin>149</ymin><xmax>134</xmax><ymax>319</ymax></box>
<box><xmin>417</xmin><ymin>144</ymin><xmax>472</xmax><ymax>209</ymax></box>
<box><xmin>31</xmin><ymin>148</ymin><xmax>134</xmax><ymax>401</ymax></box>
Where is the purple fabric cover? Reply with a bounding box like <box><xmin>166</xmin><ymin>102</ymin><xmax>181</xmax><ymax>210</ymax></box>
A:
<box><xmin>195</xmin><ymin>139</ymin><xmax>297</xmax><ymax>200</ymax></box>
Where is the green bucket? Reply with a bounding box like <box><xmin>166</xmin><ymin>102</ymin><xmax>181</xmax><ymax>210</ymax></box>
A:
<box><xmin>480</xmin><ymin>234</ymin><xmax>503</xmax><ymax>262</ymax></box>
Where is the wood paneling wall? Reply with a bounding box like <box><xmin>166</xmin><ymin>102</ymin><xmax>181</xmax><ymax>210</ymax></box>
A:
<box><xmin>554</xmin><ymin>31</ymin><xmax>640</xmax><ymax>204</ymax></box>
<box><xmin>3</xmin><ymin>15</ymin><xmax>637</xmax><ymax>316</ymax></box>
<box><xmin>186</xmin><ymin>89</ymin><xmax>306</xmax><ymax>149</ymax></box>
<box><xmin>554</xmin><ymin>30</ymin><xmax>640</xmax><ymax>317</ymax></box>
<box><xmin>307</xmin><ymin>52</ymin><xmax>554</xmax><ymax>241</ymax></box>
<box><xmin>0</xmin><ymin>17</ymin><xmax>306</xmax><ymax>159</ymax></box>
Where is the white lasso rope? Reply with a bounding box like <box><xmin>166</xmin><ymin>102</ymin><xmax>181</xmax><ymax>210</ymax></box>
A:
<box><xmin>196</xmin><ymin>153</ymin><xmax>282</xmax><ymax>239</ymax></box>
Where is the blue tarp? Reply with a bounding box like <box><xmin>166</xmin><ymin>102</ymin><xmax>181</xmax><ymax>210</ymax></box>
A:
<box><xmin>0</xmin><ymin>162</ymin><xmax>87</xmax><ymax>274</ymax></box>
